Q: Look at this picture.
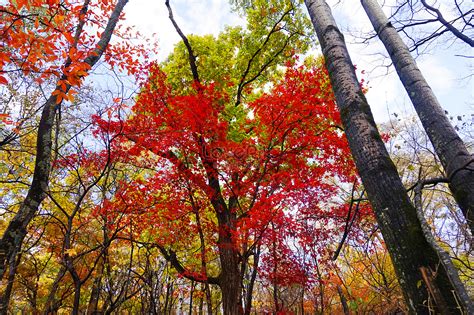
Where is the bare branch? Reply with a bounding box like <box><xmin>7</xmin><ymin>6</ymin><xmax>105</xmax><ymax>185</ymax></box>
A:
<box><xmin>165</xmin><ymin>0</ymin><xmax>200</xmax><ymax>83</ymax></box>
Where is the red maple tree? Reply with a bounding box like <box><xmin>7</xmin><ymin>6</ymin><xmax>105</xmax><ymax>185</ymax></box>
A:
<box><xmin>94</xmin><ymin>60</ymin><xmax>359</xmax><ymax>313</ymax></box>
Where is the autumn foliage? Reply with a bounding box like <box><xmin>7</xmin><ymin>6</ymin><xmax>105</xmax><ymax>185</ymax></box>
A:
<box><xmin>1</xmin><ymin>0</ymin><xmax>433</xmax><ymax>313</ymax></box>
<box><xmin>0</xmin><ymin>0</ymin><xmax>149</xmax><ymax>101</ymax></box>
<box><xmin>92</xmin><ymin>58</ymin><xmax>361</xmax><ymax>305</ymax></box>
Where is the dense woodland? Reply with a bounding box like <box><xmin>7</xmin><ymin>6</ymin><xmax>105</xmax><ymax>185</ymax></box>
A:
<box><xmin>0</xmin><ymin>0</ymin><xmax>472</xmax><ymax>314</ymax></box>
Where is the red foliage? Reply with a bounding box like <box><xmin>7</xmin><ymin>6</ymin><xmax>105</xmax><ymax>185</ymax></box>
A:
<box><xmin>93</xmin><ymin>60</ymin><xmax>363</xmax><ymax>285</ymax></box>
<box><xmin>0</xmin><ymin>0</ymin><xmax>152</xmax><ymax>100</ymax></box>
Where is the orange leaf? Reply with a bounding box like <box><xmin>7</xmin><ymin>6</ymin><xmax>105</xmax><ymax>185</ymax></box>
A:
<box><xmin>17</xmin><ymin>0</ymin><xmax>27</xmax><ymax>9</ymax></box>
<box><xmin>69</xmin><ymin>47</ymin><xmax>77</xmax><ymax>59</ymax></box>
<box><xmin>64</xmin><ymin>32</ymin><xmax>74</xmax><ymax>44</ymax></box>
<box><xmin>55</xmin><ymin>94</ymin><xmax>63</xmax><ymax>104</ymax></box>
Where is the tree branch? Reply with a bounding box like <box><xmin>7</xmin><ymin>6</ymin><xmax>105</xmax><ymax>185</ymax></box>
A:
<box><xmin>156</xmin><ymin>245</ymin><xmax>220</xmax><ymax>285</ymax></box>
<box><xmin>332</xmin><ymin>185</ymin><xmax>365</xmax><ymax>261</ymax></box>
<box><xmin>235</xmin><ymin>7</ymin><xmax>293</xmax><ymax>106</ymax></box>
<box><xmin>165</xmin><ymin>0</ymin><xmax>200</xmax><ymax>83</ymax></box>
<box><xmin>420</xmin><ymin>0</ymin><xmax>473</xmax><ymax>47</ymax></box>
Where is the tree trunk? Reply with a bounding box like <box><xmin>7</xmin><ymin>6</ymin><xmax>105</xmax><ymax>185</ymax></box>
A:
<box><xmin>244</xmin><ymin>245</ymin><xmax>260</xmax><ymax>315</ymax></box>
<box><xmin>304</xmin><ymin>1</ymin><xmax>462</xmax><ymax>313</ymax></box>
<box><xmin>361</xmin><ymin>0</ymin><xmax>474</xmax><ymax>235</ymax></box>
<box><xmin>216</xmin><ymin>211</ymin><xmax>243</xmax><ymax>315</ymax></box>
<box><xmin>189</xmin><ymin>281</ymin><xmax>195</xmax><ymax>315</ymax></box>
<box><xmin>313</xmin><ymin>256</ymin><xmax>324</xmax><ymax>314</ymax></box>
<box><xmin>0</xmin><ymin>252</ymin><xmax>21</xmax><ymax>314</ymax></box>
<box><xmin>43</xmin><ymin>266</ymin><xmax>66</xmax><ymax>315</ymax></box>
<box><xmin>72</xmin><ymin>280</ymin><xmax>82</xmax><ymax>315</ymax></box>
<box><xmin>163</xmin><ymin>278</ymin><xmax>171</xmax><ymax>314</ymax></box>
<box><xmin>199</xmin><ymin>287</ymin><xmax>204</xmax><ymax>315</ymax></box>
<box><xmin>193</xmin><ymin>206</ymin><xmax>213</xmax><ymax>315</ymax></box>
<box><xmin>86</xmin><ymin>268</ymin><xmax>103</xmax><ymax>314</ymax></box>
<box><xmin>0</xmin><ymin>0</ymin><xmax>129</xmax><ymax>282</ymax></box>
<box><xmin>337</xmin><ymin>285</ymin><xmax>350</xmax><ymax>315</ymax></box>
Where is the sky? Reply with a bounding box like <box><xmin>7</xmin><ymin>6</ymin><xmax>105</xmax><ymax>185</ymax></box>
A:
<box><xmin>122</xmin><ymin>0</ymin><xmax>473</xmax><ymax>124</ymax></box>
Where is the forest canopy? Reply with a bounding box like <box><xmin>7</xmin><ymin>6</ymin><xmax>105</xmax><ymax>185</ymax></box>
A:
<box><xmin>0</xmin><ymin>0</ymin><xmax>472</xmax><ymax>314</ymax></box>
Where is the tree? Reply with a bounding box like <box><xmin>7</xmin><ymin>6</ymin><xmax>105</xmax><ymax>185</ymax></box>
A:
<box><xmin>1</xmin><ymin>1</ymin><xmax>366</xmax><ymax>313</ymax></box>
<box><xmin>5</xmin><ymin>0</ymin><xmax>470</xmax><ymax>313</ymax></box>
<box><xmin>92</xmin><ymin>4</ymin><xmax>363</xmax><ymax>307</ymax></box>
<box><xmin>0</xmin><ymin>0</ymin><xmax>134</xmax><ymax>308</ymax></box>
<box><xmin>361</xmin><ymin>0</ymin><xmax>474</xmax><ymax>237</ymax></box>
<box><xmin>304</xmin><ymin>0</ymin><xmax>463</xmax><ymax>313</ymax></box>
<box><xmin>337</xmin><ymin>241</ymin><xmax>406</xmax><ymax>314</ymax></box>
<box><xmin>95</xmin><ymin>58</ymin><xmax>357</xmax><ymax>313</ymax></box>
<box><xmin>92</xmin><ymin>2</ymin><xmax>364</xmax><ymax>313</ymax></box>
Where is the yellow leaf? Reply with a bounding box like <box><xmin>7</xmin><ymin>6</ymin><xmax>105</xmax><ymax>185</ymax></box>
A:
<box><xmin>64</xmin><ymin>248</ymin><xmax>77</xmax><ymax>256</ymax></box>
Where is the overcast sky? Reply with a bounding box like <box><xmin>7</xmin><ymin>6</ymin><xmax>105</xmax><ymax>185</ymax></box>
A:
<box><xmin>122</xmin><ymin>0</ymin><xmax>473</xmax><ymax>124</ymax></box>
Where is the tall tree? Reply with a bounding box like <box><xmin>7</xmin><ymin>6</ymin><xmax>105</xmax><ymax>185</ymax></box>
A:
<box><xmin>96</xmin><ymin>2</ymin><xmax>350</xmax><ymax>313</ymax></box>
<box><xmin>0</xmin><ymin>0</ymin><xmax>130</xmax><ymax>301</ymax></box>
<box><xmin>361</xmin><ymin>0</ymin><xmax>474</xmax><ymax>236</ymax></box>
<box><xmin>94</xmin><ymin>2</ymin><xmax>361</xmax><ymax>307</ymax></box>
<box><xmin>95</xmin><ymin>59</ymin><xmax>356</xmax><ymax>314</ymax></box>
<box><xmin>304</xmin><ymin>0</ymin><xmax>463</xmax><ymax>313</ymax></box>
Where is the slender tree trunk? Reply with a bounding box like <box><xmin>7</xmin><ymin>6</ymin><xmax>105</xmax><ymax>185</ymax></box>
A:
<box><xmin>313</xmin><ymin>256</ymin><xmax>324</xmax><ymax>314</ymax></box>
<box><xmin>72</xmin><ymin>280</ymin><xmax>82</xmax><ymax>315</ymax></box>
<box><xmin>86</xmin><ymin>260</ymin><xmax>104</xmax><ymax>314</ymax></box>
<box><xmin>300</xmin><ymin>286</ymin><xmax>304</xmax><ymax>315</ymax></box>
<box><xmin>337</xmin><ymin>285</ymin><xmax>350</xmax><ymax>315</ymax></box>
<box><xmin>0</xmin><ymin>252</ymin><xmax>21</xmax><ymax>314</ymax></box>
<box><xmin>0</xmin><ymin>0</ymin><xmax>129</xmax><ymax>282</ymax></box>
<box><xmin>199</xmin><ymin>284</ymin><xmax>204</xmax><ymax>315</ymax></box>
<box><xmin>304</xmin><ymin>1</ymin><xmax>461</xmax><ymax>313</ymax></box>
<box><xmin>164</xmin><ymin>277</ymin><xmax>171</xmax><ymax>315</ymax></box>
<box><xmin>361</xmin><ymin>0</ymin><xmax>474</xmax><ymax>234</ymax></box>
<box><xmin>244</xmin><ymin>245</ymin><xmax>260</xmax><ymax>315</ymax></box>
<box><xmin>193</xmin><ymin>204</ymin><xmax>213</xmax><ymax>315</ymax></box>
<box><xmin>271</xmin><ymin>235</ymin><xmax>280</xmax><ymax>314</ymax></box>
<box><xmin>189</xmin><ymin>281</ymin><xmax>195</xmax><ymax>315</ymax></box>
<box><xmin>43</xmin><ymin>266</ymin><xmax>66</xmax><ymax>315</ymax></box>
<box><xmin>204</xmin><ymin>283</ymin><xmax>212</xmax><ymax>315</ymax></box>
<box><xmin>273</xmin><ymin>280</ymin><xmax>279</xmax><ymax>314</ymax></box>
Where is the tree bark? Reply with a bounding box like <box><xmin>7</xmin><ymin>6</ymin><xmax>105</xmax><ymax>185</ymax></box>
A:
<box><xmin>361</xmin><ymin>0</ymin><xmax>474</xmax><ymax>235</ymax></box>
<box><xmin>304</xmin><ymin>1</ymin><xmax>462</xmax><ymax>313</ymax></box>
<box><xmin>0</xmin><ymin>252</ymin><xmax>21</xmax><ymax>314</ymax></box>
<box><xmin>216</xmin><ymin>210</ymin><xmax>243</xmax><ymax>315</ymax></box>
<box><xmin>0</xmin><ymin>0</ymin><xmax>129</xmax><ymax>285</ymax></box>
<box><xmin>86</xmin><ymin>262</ymin><xmax>104</xmax><ymax>314</ymax></box>
<box><xmin>71</xmin><ymin>280</ymin><xmax>82</xmax><ymax>315</ymax></box>
<box><xmin>189</xmin><ymin>280</ymin><xmax>195</xmax><ymax>315</ymax></box>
